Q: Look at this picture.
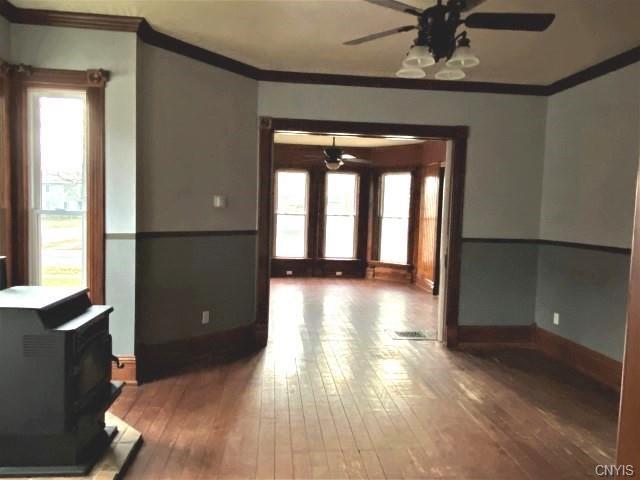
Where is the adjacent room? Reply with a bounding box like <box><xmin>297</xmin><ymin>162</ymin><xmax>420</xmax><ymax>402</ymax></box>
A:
<box><xmin>0</xmin><ymin>0</ymin><xmax>639</xmax><ymax>479</ymax></box>
<box><xmin>270</xmin><ymin>131</ymin><xmax>448</xmax><ymax>342</ymax></box>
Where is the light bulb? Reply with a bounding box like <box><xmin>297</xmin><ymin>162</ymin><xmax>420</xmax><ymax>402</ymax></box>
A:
<box><xmin>435</xmin><ymin>68</ymin><xmax>466</xmax><ymax>81</ymax></box>
<box><xmin>402</xmin><ymin>45</ymin><xmax>435</xmax><ymax>69</ymax></box>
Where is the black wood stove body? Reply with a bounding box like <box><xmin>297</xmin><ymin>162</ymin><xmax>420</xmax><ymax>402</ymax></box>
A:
<box><xmin>0</xmin><ymin>282</ymin><xmax>122</xmax><ymax>477</ymax></box>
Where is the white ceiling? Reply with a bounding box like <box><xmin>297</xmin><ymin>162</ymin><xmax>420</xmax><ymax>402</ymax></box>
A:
<box><xmin>274</xmin><ymin>132</ymin><xmax>426</xmax><ymax>147</ymax></box>
<box><xmin>12</xmin><ymin>0</ymin><xmax>640</xmax><ymax>84</ymax></box>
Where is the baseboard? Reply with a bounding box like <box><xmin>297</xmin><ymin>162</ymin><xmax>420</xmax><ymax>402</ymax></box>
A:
<box><xmin>111</xmin><ymin>355</ymin><xmax>137</xmax><ymax>385</ymax></box>
<box><xmin>458</xmin><ymin>325</ymin><xmax>536</xmax><ymax>345</ymax></box>
<box><xmin>535</xmin><ymin>327</ymin><xmax>622</xmax><ymax>391</ymax></box>
<box><xmin>456</xmin><ymin>324</ymin><xmax>622</xmax><ymax>391</ymax></box>
<box><xmin>366</xmin><ymin>262</ymin><xmax>413</xmax><ymax>283</ymax></box>
<box><xmin>136</xmin><ymin>325</ymin><xmax>258</xmax><ymax>382</ymax></box>
<box><xmin>414</xmin><ymin>275</ymin><xmax>435</xmax><ymax>293</ymax></box>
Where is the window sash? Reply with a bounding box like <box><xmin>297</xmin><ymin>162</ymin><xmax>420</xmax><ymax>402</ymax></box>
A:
<box><xmin>27</xmin><ymin>89</ymin><xmax>89</xmax><ymax>287</ymax></box>
<box><xmin>324</xmin><ymin>172</ymin><xmax>359</xmax><ymax>259</ymax></box>
<box><xmin>274</xmin><ymin>170</ymin><xmax>309</xmax><ymax>258</ymax></box>
<box><xmin>379</xmin><ymin>172</ymin><xmax>412</xmax><ymax>264</ymax></box>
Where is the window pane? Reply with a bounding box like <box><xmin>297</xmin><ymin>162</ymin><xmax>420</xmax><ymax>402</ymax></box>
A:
<box><xmin>325</xmin><ymin>216</ymin><xmax>356</xmax><ymax>259</ymax></box>
<box><xmin>29</xmin><ymin>90</ymin><xmax>88</xmax><ymax>288</ymax></box>
<box><xmin>326</xmin><ymin>173</ymin><xmax>357</xmax><ymax>215</ymax></box>
<box><xmin>275</xmin><ymin>214</ymin><xmax>306</xmax><ymax>258</ymax></box>
<box><xmin>382</xmin><ymin>173</ymin><xmax>411</xmax><ymax>218</ymax></box>
<box><xmin>276</xmin><ymin>171</ymin><xmax>308</xmax><ymax>215</ymax></box>
<box><xmin>380</xmin><ymin>218</ymin><xmax>409</xmax><ymax>264</ymax></box>
<box><xmin>39</xmin><ymin>214</ymin><xmax>85</xmax><ymax>287</ymax></box>
<box><xmin>39</xmin><ymin>96</ymin><xmax>86</xmax><ymax>211</ymax></box>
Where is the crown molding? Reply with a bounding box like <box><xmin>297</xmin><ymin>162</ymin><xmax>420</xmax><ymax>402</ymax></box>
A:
<box><xmin>546</xmin><ymin>45</ymin><xmax>640</xmax><ymax>95</ymax></box>
<box><xmin>1</xmin><ymin>0</ymin><xmax>638</xmax><ymax>96</ymax></box>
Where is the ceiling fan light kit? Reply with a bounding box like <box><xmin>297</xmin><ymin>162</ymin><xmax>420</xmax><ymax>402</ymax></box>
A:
<box><xmin>402</xmin><ymin>45</ymin><xmax>436</xmax><ymax>68</ymax></box>
<box><xmin>345</xmin><ymin>0</ymin><xmax>555</xmax><ymax>81</ymax></box>
<box><xmin>435</xmin><ymin>68</ymin><xmax>466</xmax><ymax>80</ymax></box>
<box><xmin>325</xmin><ymin>159</ymin><xmax>344</xmax><ymax>171</ymax></box>
<box><xmin>396</xmin><ymin>66</ymin><xmax>427</xmax><ymax>78</ymax></box>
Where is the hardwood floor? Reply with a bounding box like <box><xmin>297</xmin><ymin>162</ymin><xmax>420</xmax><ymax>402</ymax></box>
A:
<box><xmin>111</xmin><ymin>278</ymin><xmax>619</xmax><ymax>479</ymax></box>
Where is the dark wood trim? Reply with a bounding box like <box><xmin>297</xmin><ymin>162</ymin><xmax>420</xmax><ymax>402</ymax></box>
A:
<box><xmin>0</xmin><ymin>66</ymin><xmax>12</xmax><ymax>284</ymax></box>
<box><xmin>136</xmin><ymin>230</ymin><xmax>258</xmax><ymax>239</ymax></box>
<box><xmin>258</xmin><ymin>69</ymin><xmax>548</xmax><ymax>96</ymax></box>
<box><xmin>9</xmin><ymin>67</ymin><xmax>28</xmax><ymax>285</ymax></box>
<box><xmin>547</xmin><ymin>46</ymin><xmax>640</xmax><ymax>95</ymax></box>
<box><xmin>111</xmin><ymin>355</ymin><xmax>137</xmax><ymax>385</ymax></box>
<box><xmin>458</xmin><ymin>325</ymin><xmax>536</xmax><ymax>345</ymax></box>
<box><xmin>7</xmin><ymin>3</ymin><xmax>142</xmax><ymax>32</ymax></box>
<box><xmin>259</xmin><ymin>118</ymin><xmax>468</xmax><ymax>348</ymax></box>
<box><xmin>0</xmin><ymin>0</ymin><xmax>18</xmax><ymax>20</ymax></box>
<box><xmin>9</xmin><ymin>65</ymin><xmax>107</xmax><ymax>299</ymax></box>
<box><xmin>137</xmin><ymin>325</ymin><xmax>257</xmax><ymax>383</ymax></box>
<box><xmin>616</xmin><ymin>161</ymin><xmax>640</xmax><ymax>467</ymax></box>
<box><xmin>444</xmin><ymin>133</ymin><xmax>467</xmax><ymax>347</ymax></box>
<box><xmin>457</xmin><ymin>325</ymin><xmax>622</xmax><ymax>391</ymax></box>
<box><xmin>255</xmin><ymin>119</ymin><xmax>274</xmax><ymax>348</ymax></box>
<box><xmin>86</xmin><ymin>83</ymin><xmax>106</xmax><ymax>304</ymax></box>
<box><xmin>462</xmin><ymin>237</ymin><xmax>632</xmax><ymax>255</ymax></box>
<box><xmin>535</xmin><ymin>327</ymin><xmax>622</xmax><ymax>392</ymax></box>
<box><xmin>271</xmin><ymin>258</ymin><xmax>366</xmax><ymax>278</ymax></box>
<box><xmin>0</xmin><ymin>0</ymin><xmax>637</xmax><ymax>96</ymax></box>
<box><xmin>136</xmin><ymin>20</ymin><xmax>260</xmax><ymax>80</ymax></box>
<box><xmin>8</xmin><ymin>66</ymin><xmax>111</xmax><ymax>89</ymax></box>
<box><xmin>366</xmin><ymin>261</ymin><xmax>413</xmax><ymax>283</ymax></box>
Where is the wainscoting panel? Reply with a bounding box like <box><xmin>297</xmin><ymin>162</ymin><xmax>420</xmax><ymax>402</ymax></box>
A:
<box><xmin>135</xmin><ymin>231</ymin><xmax>257</xmax><ymax>351</ymax></box>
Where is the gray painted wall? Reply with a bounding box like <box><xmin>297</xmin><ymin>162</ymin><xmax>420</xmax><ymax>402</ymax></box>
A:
<box><xmin>259</xmin><ymin>82</ymin><xmax>547</xmax><ymax>240</ymax></box>
<box><xmin>136</xmin><ymin>234</ymin><xmax>257</xmax><ymax>345</ymax></box>
<box><xmin>459</xmin><ymin>241</ymin><xmax>538</xmax><ymax>327</ymax></box>
<box><xmin>535</xmin><ymin>245</ymin><xmax>630</xmax><ymax>361</ymax></box>
<box><xmin>6</xmin><ymin>20</ymin><xmax>639</xmax><ymax>361</ymax></box>
<box><xmin>138</xmin><ymin>44</ymin><xmax>258</xmax><ymax>233</ymax></box>
<box><xmin>136</xmin><ymin>44</ymin><xmax>259</xmax><ymax>346</ymax></box>
<box><xmin>10</xmin><ymin>25</ymin><xmax>138</xmax><ymax>355</ymax></box>
<box><xmin>534</xmin><ymin>63</ymin><xmax>640</xmax><ymax>360</ymax></box>
<box><xmin>257</xmin><ymin>81</ymin><xmax>550</xmax><ymax>332</ymax></box>
<box><xmin>0</xmin><ymin>17</ymin><xmax>9</xmax><ymax>60</ymax></box>
<box><xmin>540</xmin><ymin>63</ymin><xmax>640</xmax><ymax>249</ymax></box>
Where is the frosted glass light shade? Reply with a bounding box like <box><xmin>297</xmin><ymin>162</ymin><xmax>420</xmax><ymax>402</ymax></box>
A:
<box><xmin>402</xmin><ymin>45</ymin><xmax>435</xmax><ymax>68</ymax></box>
<box><xmin>325</xmin><ymin>159</ymin><xmax>344</xmax><ymax>171</ymax></box>
<box><xmin>435</xmin><ymin>68</ymin><xmax>466</xmax><ymax>80</ymax></box>
<box><xmin>446</xmin><ymin>45</ymin><xmax>480</xmax><ymax>68</ymax></box>
<box><xmin>396</xmin><ymin>67</ymin><xmax>426</xmax><ymax>79</ymax></box>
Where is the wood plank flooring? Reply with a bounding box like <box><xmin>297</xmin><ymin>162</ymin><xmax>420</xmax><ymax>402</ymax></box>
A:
<box><xmin>111</xmin><ymin>278</ymin><xmax>619</xmax><ymax>479</ymax></box>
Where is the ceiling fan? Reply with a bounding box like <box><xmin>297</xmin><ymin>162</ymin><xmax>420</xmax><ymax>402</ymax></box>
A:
<box><xmin>345</xmin><ymin>0</ymin><xmax>556</xmax><ymax>80</ymax></box>
<box><xmin>304</xmin><ymin>137</ymin><xmax>372</xmax><ymax>171</ymax></box>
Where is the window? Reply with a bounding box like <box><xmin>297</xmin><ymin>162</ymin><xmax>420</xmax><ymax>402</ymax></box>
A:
<box><xmin>274</xmin><ymin>170</ymin><xmax>309</xmax><ymax>258</ymax></box>
<box><xmin>379</xmin><ymin>172</ymin><xmax>412</xmax><ymax>264</ymax></box>
<box><xmin>324</xmin><ymin>172</ymin><xmax>359</xmax><ymax>259</ymax></box>
<box><xmin>28</xmin><ymin>90</ymin><xmax>88</xmax><ymax>287</ymax></box>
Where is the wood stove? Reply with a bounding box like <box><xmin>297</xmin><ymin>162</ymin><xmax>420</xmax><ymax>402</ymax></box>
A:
<box><xmin>0</xmin><ymin>280</ymin><xmax>122</xmax><ymax>477</ymax></box>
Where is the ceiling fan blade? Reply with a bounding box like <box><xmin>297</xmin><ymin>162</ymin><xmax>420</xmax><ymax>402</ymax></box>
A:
<box><xmin>363</xmin><ymin>0</ymin><xmax>422</xmax><ymax>16</ymax></box>
<box><xmin>465</xmin><ymin>12</ymin><xmax>555</xmax><ymax>31</ymax></box>
<box><xmin>343</xmin><ymin>157</ymin><xmax>372</xmax><ymax>164</ymax></box>
<box><xmin>344</xmin><ymin>25</ymin><xmax>416</xmax><ymax>46</ymax></box>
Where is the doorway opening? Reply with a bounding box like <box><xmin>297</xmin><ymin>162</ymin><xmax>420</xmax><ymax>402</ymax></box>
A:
<box><xmin>254</xmin><ymin>118</ymin><xmax>468</xmax><ymax>349</ymax></box>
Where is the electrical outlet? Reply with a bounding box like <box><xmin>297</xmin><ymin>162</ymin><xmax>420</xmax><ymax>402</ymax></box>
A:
<box><xmin>202</xmin><ymin>310</ymin><xmax>210</xmax><ymax>325</ymax></box>
<box><xmin>286</xmin><ymin>270</ymin><xmax>293</xmax><ymax>276</ymax></box>
<box><xmin>553</xmin><ymin>312</ymin><xmax>560</xmax><ymax>326</ymax></box>
<box><xmin>336</xmin><ymin>271</ymin><xmax>343</xmax><ymax>277</ymax></box>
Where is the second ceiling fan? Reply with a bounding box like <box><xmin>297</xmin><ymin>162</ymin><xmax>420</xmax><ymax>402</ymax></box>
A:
<box><xmin>345</xmin><ymin>0</ymin><xmax>556</xmax><ymax>80</ymax></box>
